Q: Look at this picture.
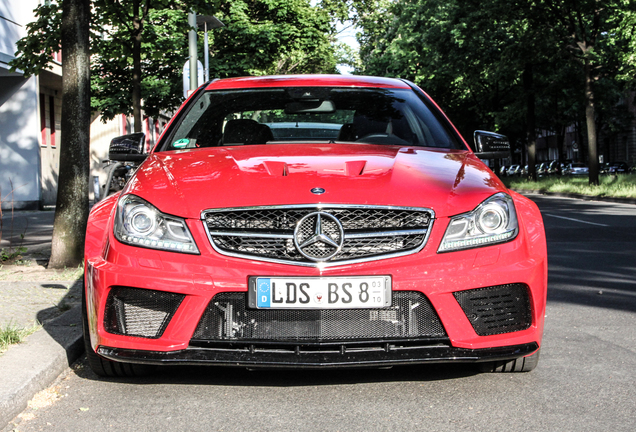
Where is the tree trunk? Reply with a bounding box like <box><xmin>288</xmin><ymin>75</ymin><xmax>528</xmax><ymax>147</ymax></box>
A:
<box><xmin>132</xmin><ymin>0</ymin><xmax>143</xmax><ymax>133</ymax></box>
<box><xmin>558</xmin><ymin>125</ymin><xmax>566</xmax><ymax>164</ymax></box>
<box><xmin>524</xmin><ymin>63</ymin><xmax>537</xmax><ymax>181</ymax></box>
<box><xmin>584</xmin><ymin>59</ymin><xmax>599</xmax><ymax>185</ymax></box>
<box><xmin>49</xmin><ymin>0</ymin><xmax>91</xmax><ymax>268</ymax></box>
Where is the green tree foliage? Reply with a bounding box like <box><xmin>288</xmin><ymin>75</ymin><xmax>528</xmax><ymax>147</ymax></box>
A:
<box><xmin>12</xmin><ymin>0</ymin><xmax>340</xmax><ymax>125</ymax></box>
<box><xmin>89</xmin><ymin>2</ymin><xmax>201</xmax><ymax>123</ymax></box>
<box><xmin>356</xmin><ymin>0</ymin><xmax>636</xmax><ymax>184</ymax></box>
<box><xmin>11</xmin><ymin>0</ymin><xmax>213</xmax><ymax>129</ymax></box>
<box><xmin>539</xmin><ymin>0</ymin><xmax>636</xmax><ymax>184</ymax></box>
<box><xmin>207</xmin><ymin>0</ymin><xmax>338</xmax><ymax>78</ymax></box>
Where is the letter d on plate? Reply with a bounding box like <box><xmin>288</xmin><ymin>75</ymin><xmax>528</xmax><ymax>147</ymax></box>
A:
<box><xmin>257</xmin><ymin>278</ymin><xmax>271</xmax><ymax>308</ymax></box>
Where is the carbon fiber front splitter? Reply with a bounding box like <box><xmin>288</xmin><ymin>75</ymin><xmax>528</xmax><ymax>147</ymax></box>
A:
<box><xmin>96</xmin><ymin>341</ymin><xmax>539</xmax><ymax>369</ymax></box>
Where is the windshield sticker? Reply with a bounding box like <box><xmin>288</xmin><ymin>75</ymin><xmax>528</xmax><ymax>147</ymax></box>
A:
<box><xmin>172</xmin><ymin>138</ymin><xmax>190</xmax><ymax>148</ymax></box>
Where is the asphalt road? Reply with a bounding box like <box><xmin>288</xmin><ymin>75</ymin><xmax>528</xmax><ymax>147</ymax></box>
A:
<box><xmin>5</xmin><ymin>194</ymin><xmax>636</xmax><ymax>432</ymax></box>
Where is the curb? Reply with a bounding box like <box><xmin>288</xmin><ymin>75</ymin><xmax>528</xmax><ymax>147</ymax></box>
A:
<box><xmin>512</xmin><ymin>190</ymin><xmax>636</xmax><ymax>205</ymax></box>
<box><xmin>0</xmin><ymin>305</ymin><xmax>84</xmax><ymax>428</ymax></box>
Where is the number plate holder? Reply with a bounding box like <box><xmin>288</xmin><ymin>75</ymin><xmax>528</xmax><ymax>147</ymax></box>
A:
<box><xmin>248</xmin><ymin>276</ymin><xmax>392</xmax><ymax>309</ymax></box>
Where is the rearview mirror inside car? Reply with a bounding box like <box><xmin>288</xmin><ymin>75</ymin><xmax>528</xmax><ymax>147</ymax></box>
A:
<box><xmin>473</xmin><ymin>130</ymin><xmax>511</xmax><ymax>159</ymax></box>
<box><xmin>285</xmin><ymin>100</ymin><xmax>336</xmax><ymax>114</ymax></box>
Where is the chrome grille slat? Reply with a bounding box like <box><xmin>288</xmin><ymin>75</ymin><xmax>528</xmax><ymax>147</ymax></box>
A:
<box><xmin>202</xmin><ymin>205</ymin><xmax>434</xmax><ymax>267</ymax></box>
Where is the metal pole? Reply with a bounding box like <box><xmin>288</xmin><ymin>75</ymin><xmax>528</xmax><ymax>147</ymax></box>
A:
<box><xmin>204</xmin><ymin>22</ymin><xmax>209</xmax><ymax>82</ymax></box>
<box><xmin>188</xmin><ymin>11</ymin><xmax>198</xmax><ymax>91</ymax></box>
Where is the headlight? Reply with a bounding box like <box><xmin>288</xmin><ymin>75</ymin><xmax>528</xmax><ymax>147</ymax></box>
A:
<box><xmin>438</xmin><ymin>193</ymin><xmax>518</xmax><ymax>252</ymax></box>
<box><xmin>114</xmin><ymin>194</ymin><xmax>199</xmax><ymax>254</ymax></box>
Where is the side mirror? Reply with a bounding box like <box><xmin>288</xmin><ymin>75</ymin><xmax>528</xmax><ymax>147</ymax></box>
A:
<box><xmin>473</xmin><ymin>130</ymin><xmax>511</xmax><ymax>159</ymax></box>
<box><xmin>108</xmin><ymin>133</ymin><xmax>147</xmax><ymax>162</ymax></box>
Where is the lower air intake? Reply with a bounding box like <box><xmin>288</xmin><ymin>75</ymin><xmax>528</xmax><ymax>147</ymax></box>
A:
<box><xmin>104</xmin><ymin>287</ymin><xmax>184</xmax><ymax>339</ymax></box>
<box><xmin>453</xmin><ymin>284</ymin><xmax>532</xmax><ymax>336</ymax></box>
<box><xmin>192</xmin><ymin>291</ymin><xmax>446</xmax><ymax>342</ymax></box>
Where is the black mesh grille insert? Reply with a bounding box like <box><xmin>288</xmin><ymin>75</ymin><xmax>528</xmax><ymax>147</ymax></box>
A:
<box><xmin>192</xmin><ymin>291</ymin><xmax>446</xmax><ymax>342</ymax></box>
<box><xmin>202</xmin><ymin>206</ymin><xmax>433</xmax><ymax>265</ymax></box>
<box><xmin>453</xmin><ymin>284</ymin><xmax>531</xmax><ymax>336</ymax></box>
<box><xmin>204</xmin><ymin>208</ymin><xmax>431</xmax><ymax>231</ymax></box>
<box><xmin>104</xmin><ymin>287</ymin><xmax>185</xmax><ymax>339</ymax></box>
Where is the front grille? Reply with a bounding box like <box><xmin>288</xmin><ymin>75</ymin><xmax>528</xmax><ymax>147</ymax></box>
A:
<box><xmin>453</xmin><ymin>284</ymin><xmax>531</xmax><ymax>336</ymax></box>
<box><xmin>104</xmin><ymin>287</ymin><xmax>185</xmax><ymax>339</ymax></box>
<box><xmin>191</xmin><ymin>291</ymin><xmax>447</xmax><ymax>343</ymax></box>
<box><xmin>202</xmin><ymin>206</ymin><xmax>434</xmax><ymax>266</ymax></box>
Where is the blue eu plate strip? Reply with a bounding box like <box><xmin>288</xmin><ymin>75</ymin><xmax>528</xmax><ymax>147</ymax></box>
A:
<box><xmin>257</xmin><ymin>278</ymin><xmax>271</xmax><ymax>308</ymax></box>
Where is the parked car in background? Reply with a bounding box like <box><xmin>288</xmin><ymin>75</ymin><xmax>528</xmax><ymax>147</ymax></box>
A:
<box><xmin>560</xmin><ymin>162</ymin><xmax>570</xmax><ymax>175</ymax></box>
<box><xmin>507</xmin><ymin>165</ymin><xmax>521</xmax><ymax>177</ymax></box>
<box><xmin>83</xmin><ymin>74</ymin><xmax>547</xmax><ymax>377</ymax></box>
<box><xmin>569</xmin><ymin>162</ymin><xmax>589</xmax><ymax>175</ymax></box>
<box><xmin>603</xmin><ymin>161</ymin><xmax>629</xmax><ymax>175</ymax></box>
<box><xmin>536</xmin><ymin>163</ymin><xmax>547</xmax><ymax>177</ymax></box>
<box><xmin>500</xmin><ymin>165</ymin><xmax>509</xmax><ymax>177</ymax></box>
<box><xmin>546</xmin><ymin>161</ymin><xmax>561</xmax><ymax>176</ymax></box>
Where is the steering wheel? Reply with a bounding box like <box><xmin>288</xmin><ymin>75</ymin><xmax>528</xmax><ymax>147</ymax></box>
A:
<box><xmin>356</xmin><ymin>133</ymin><xmax>390</xmax><ymax>142</ymax></box>
<box><xmin>355</xmin><ymin>133</ymin><xmax>411</xmax><ymax>146</ymax></box>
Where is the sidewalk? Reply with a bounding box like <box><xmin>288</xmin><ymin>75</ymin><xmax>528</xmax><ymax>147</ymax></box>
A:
<box><xmin>0</xmin><ymin>210</ymin><xmax>84</xmax><ymax>428</ymax></box>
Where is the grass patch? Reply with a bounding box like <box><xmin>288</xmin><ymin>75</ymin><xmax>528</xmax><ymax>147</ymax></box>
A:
<box><xmin>0</xmin><ymin>246</ymin><xmax>27</xmax><ymax>263</ymax></box>
<box><xmin>0</xmin><ymin>322</ymin><xmax>41</xmax><ymax>354</ymax></box>
<box><xmin>503</xmin><ymin>175</ymin><xmax>636</xmax><ymax>199</ymax></box>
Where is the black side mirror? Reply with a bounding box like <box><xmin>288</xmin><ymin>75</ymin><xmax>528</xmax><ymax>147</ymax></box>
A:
<box><xmin>473</xmin><ymin>130</ymin><xmax>511</xmax><ymax>159</ymax></box>
<box><xmin>108</xmin><ymin>133</ymin><xmax>147</xmax><ymax>162</ymax></box>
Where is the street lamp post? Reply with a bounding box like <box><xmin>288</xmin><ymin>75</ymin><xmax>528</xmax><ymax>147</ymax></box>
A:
<box><xmin>188</xmin><ymin>11</ymin><xmax>198</xmax><ymax>91</ymax></box>
<box><xmin>185</xmin><ymin>14</ymin><xmax>224</xmax><ymax>96</ymax></box>
<box><xmin>196</xmin><ymin>15</ymin><xmax>224</xmax><ymax>83</ymax></box>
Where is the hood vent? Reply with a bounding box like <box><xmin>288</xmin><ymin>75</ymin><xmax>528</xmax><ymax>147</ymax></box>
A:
<box><xmin>345</xmin><ymin>160</ymin><xmax>367</xmax><ymax>176</ymax></box>
<box><xmin>262</xmin><ymin>161</ymin><xmax>288</xmax><ymax>176</ymax></box>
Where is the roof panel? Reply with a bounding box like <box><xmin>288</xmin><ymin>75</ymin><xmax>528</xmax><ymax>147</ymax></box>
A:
<box><xmin>205</xmin><ymin>75</ymin><xmax>411</xmax><ymax>90</ymax></box>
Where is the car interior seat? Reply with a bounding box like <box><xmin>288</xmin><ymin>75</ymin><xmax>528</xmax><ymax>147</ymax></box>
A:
<box><xmin>338</xmin><ymin>112</ymin><xmax>389</xmax><ymax>142</ymax></box>
<box><xmin>222</xmin><ymin>119</ymin><xmax>274</xmax><ymax>145</ymax></box>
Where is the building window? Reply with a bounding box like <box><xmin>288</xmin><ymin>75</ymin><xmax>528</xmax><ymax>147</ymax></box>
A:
<box><xmin>40</xmin><ymin>93</ymin><xmax>47</xmax><ymax>147</ymax></box>
<box><xmin>49</xmin><ymin>96</ymin><xmax>56</xmax><ymax>147</ymax></box>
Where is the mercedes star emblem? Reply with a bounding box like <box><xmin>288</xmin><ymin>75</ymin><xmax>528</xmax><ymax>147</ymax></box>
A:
<box><xmin>310</xmin><ymin>187</ymin><xmax>325</xmax><ymax>195</ymax></box>
<box><xmin>293</xmin><ymin>212</ymin><xmax>344</xmax><ymax>261</ymax></box>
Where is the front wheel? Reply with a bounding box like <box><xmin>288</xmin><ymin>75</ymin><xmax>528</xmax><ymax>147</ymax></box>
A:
<box><xmin>477</xmin><ymin>348</ymin><xmax>540</xmax><ymax>373</ymax></box>
<box><xmin>82</xmin><ymin>283</ymin><xmax>156</xmax><ymax>377</ymax></box>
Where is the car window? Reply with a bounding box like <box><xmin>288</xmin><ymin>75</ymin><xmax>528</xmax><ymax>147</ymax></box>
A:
<box><xmin>159</xmin><ymin>88</ymin><xmax>463</xmax><ymax>151</ymax></box>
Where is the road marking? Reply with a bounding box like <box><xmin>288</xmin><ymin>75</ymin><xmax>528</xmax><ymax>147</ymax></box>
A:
<box><xmin>544</xmin><ymin>213</ymin><xmax>609</xmax><ymax>227</ymax></box>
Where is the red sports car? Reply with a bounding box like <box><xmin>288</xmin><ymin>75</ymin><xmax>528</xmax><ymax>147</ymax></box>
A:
<box><xmin>83</xmin><ymin>75</ymin><xmax>547</xmax><ymax>376</ymax></box>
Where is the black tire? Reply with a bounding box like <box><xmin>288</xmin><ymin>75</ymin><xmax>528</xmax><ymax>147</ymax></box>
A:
<box><xmin>478</xmin><ymin>348</ymin><xmax>540</xmax><ymax>373</ymax></box>
<box><xmin>82</xmin><ymin>282</ymin><xmax>156</xmax><ymax>377</ymax></box>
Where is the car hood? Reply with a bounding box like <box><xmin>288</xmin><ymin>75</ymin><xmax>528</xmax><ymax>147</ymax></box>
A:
<box><xmin>124</xmin><ymin>144</ymin><xmax>507</xmax><ymax>219</ymax></box>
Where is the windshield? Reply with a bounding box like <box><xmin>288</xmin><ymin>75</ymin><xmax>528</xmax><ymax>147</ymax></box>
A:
<box><xmin>158</xmin><ymin>87</ymin><xmax>463</xmax><ymax>151</ymax></box>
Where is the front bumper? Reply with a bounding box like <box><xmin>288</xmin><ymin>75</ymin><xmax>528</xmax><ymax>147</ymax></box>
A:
<box><xmin>84</xmin><ymin>193</ymin><xmax>547</xmax><ymax>362</ymax></box>
<box><xmin>97</xmin><ymin>342</ymin><xmax>539</xmax><ymax>368</ymax></box>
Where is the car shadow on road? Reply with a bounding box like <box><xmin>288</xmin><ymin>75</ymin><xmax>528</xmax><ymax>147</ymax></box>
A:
<box><xmin>35</xmin><ymin>279</ymin><xmax>84</xmax><ymax>366</ymax></box>
<box><xmin>72</xmin><ymin>357</ymin><xmax>484</xmax><ymax>387</ymax></box>
<box><xmin>35</xmin><ymin>279</ymin><xmax>83</xmax><ymax>326</ymax></box>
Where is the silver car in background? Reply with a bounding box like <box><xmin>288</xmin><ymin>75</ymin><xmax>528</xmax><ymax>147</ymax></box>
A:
<box><xmin>569</xmin><ymin>163</ymin><xmax>589</xmax><ymax>175</ymax></box>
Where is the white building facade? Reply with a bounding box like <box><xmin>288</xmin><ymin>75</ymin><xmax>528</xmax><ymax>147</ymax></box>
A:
<box><xmin>2</xmin><ymin>1</ymin><xmax>168</xmax><ymax>210</ymax></box>
<box><xmin>1</xmin><ymin>0</ymin><xmax>63</xmax><ymax>210</ymax></box>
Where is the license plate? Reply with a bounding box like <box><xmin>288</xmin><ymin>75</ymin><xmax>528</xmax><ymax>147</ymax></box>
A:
<box><xmin>248</xmin><ymin>276</ymin><xmax>392</xmax><ymax>309</ymax></box>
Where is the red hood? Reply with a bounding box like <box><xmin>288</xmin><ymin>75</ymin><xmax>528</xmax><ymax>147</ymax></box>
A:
<box><xmin>124</xmin><ymin>144</ymin><xmax>507</xmax><ymax>219</ymax></box>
